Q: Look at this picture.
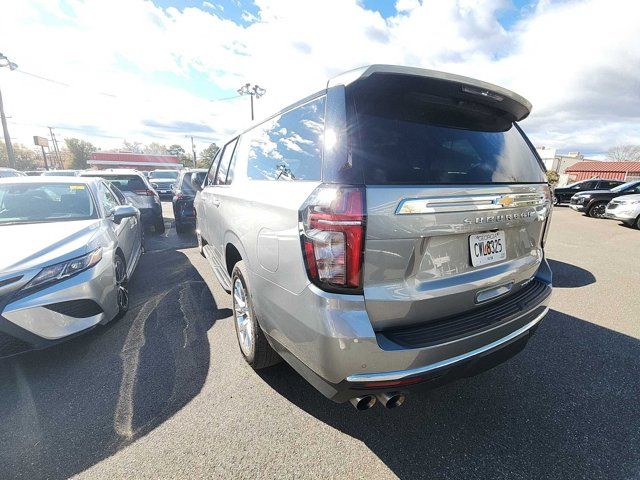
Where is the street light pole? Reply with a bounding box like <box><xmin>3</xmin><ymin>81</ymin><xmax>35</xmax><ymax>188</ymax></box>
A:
<box><xmin>237</xmin><ymin>83</ymin><xmax>266</xmax><ymax>121</ymax></box>
<box><xmin>0</xmin><ymin>53</ymin><xmax>18</xmax><ymax>169</ymax></box>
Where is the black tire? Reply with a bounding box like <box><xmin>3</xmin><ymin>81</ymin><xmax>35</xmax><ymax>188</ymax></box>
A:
<box><xmin>635</xmin><ymin>215</ymin><xmax>640</xmax><ymax>230</ymax></box>
<box><xmin>154</xmin><ymin>217</ymin><xmax>165</xmax><ymax>234</ymax></box>
<box><xmin>231</xmin><ymin>260</ymin><xmax>281</xmax><ymax>369</ymax></box>
<box><xmin>552</xmin><ymin>195</ymin><xmax>558</xmax><ymax>206</ymax></box>
<box><xmin>588</xmin><ymin>202</ymin><xmax>607</xmax><ymax>218</ymax></box>
<box><xmin>114</xmin><ymin>253</ymin><xmax>129</xmax><ymax>319</ymax></box>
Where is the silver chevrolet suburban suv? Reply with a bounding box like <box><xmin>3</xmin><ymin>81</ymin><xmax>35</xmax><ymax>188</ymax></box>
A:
<box><xmin>194</xmin><ymin>65</ymin><xmax>552</xmax><ymax>410</ymax></box>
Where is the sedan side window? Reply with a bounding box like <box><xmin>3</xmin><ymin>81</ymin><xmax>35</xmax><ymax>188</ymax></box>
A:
<box><xmin>100</xmin><ymin>182</ymin><xmax>119</xmax><ymax>216</ymax></box>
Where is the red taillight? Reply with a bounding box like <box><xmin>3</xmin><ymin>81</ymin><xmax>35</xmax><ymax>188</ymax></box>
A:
<box><xmin>300</xmin><ymin>185</ymin><xmax>365</xmax><ymax>292</ymax></box>
<box><xmin>174</xmin><ymin>190</ymin><xmax>185</xmax><ymax>200</ymax></box>
<box><xmin>133</xmin><ymin>189</ymin><xmax>156</xmax><ymax>196</ymax></box>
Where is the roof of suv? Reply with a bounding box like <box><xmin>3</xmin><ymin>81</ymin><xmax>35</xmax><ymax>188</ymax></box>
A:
<box><xmin>328</xmin><ymin>64</ymin><xmax>532</xmax><ymax>119</ymax></box>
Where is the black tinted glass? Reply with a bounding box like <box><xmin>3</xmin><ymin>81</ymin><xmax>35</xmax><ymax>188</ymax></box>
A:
<box><xmin>346</xmin><ymin>82</ymin><xmax>545</xmax><ymax>185</ymax></box>
<box><xmin>245</xmin><ymin>96</ymin><xmax>324</xmax><ymax>181</ymax></box>
<box><xmin>83</xmin><ymin>174</ymin><xmax>146</xmax><ymax>191</ymax></box>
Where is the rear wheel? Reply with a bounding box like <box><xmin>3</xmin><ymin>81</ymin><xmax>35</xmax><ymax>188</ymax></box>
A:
<box><xmin>552</xmin><ymin>195</ymin><xmax>558</xmax><ymax>206</ymax></box>
<box><xmin>231</xmin><ymin>261</ymin><xmax>280</xmax><ymax>369</ymax></box>
<box><xmin>635</xmin><ymin>215</ymin><xmax>640</xmax><ymax>230</ymax></box>
<box><xmin>588</xmin><ymin>202</ymin><xmax>607</xmax><ymax>218</ymax></box>
<box><xmin>114</xmin><ymin>254</ymin><xmax>129</xmax><ymax>318</ymax></box>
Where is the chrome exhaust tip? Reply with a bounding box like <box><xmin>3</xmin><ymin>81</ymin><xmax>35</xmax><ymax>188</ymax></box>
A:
<box><xmin>349</xmin><ymin>395</ymin><xmax>377</xmax><ymax>411</ymax></box>
<box><xmin>376</xmin><ymin>392</ymin><xmax>406</xmax><ymax>409</ymax></box>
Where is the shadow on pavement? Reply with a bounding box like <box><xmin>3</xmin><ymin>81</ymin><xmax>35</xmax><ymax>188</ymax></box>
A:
<box><xmin>0</xmin><ymin>248</ymin><xmax>229</xmax><ymax>480</ymax></box>
<box><xmin>258</xmin><ymin>309</ymin><xmax>640</xmax><ymax>479</ymax></box>
<box><xmin>548</xmin><ymin>258</ymin><xmax>596</xmax><ymax>288</ymax></box>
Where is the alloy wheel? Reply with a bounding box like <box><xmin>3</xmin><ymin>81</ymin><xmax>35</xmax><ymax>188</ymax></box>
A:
<box><xmin>233</xmin><ymin>278</ymin><xmax>253</xmax><ymax>356</ymax></box>
<box><xmin>115</xmin><ymin>256</ymin><xmax>129</xmax><ymax>311</ymax></box>
<box><xmin>589</xmin><ymin>203</ymin><xmax>606</xmax><ymax>218</ymax></box>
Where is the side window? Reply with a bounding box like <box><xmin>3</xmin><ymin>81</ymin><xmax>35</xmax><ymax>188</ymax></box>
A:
<box><xmin>206</xmin><ymin>150</ymin><xmax>222</xmax><ymax>187</ymax></box>
<box><xmin>246</xmin><ymin>96</ymin><xmax>325</xmax><ymax>181</ymax></box>
<box><xmin>581</xmin><ymin>181</ymin><xmax>596</xmax><ymax>190</ymax></box>
<box><xmin>109</xmin><ymin>184</ymin><xmax>126</xmax><ymax>204</ymax></box>
<box><xmin>600</xmin><ymin>181</ymin><xmax>620</xmax><ymax>189</ymax></box>
<box><xmin>216</xmin><ymin>139</ymin><xmax>238</xmax><ymax>185</ymax></box>
<box><xmin>99</xmin><ymin>182</ymin><xmax>119</xmax><ymax>215</ymax></box>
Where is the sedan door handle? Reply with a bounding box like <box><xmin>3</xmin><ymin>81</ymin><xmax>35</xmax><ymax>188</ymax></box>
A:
<box><xmin>212</xmin><ymin>199</ymin><xmax>221</xmax><ymax>207</ymax></box>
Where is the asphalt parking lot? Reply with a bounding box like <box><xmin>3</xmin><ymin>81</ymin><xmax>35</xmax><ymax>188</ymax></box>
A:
<box><xmin>0</xmin><ymin>202</ymin><xmax>638</xmax><ymax>480</ymax></box>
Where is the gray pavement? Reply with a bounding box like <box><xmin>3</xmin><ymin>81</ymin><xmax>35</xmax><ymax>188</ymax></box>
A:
<box><xmin>0</xmin><ymin>203</ymin><xmax>638</xmax><ymax>479</ymax></box>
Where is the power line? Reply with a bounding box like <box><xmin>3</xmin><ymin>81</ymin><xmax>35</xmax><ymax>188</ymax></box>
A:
<box><xmin>14</xmin><ymin>68</ymin><xmax>242</xmax><ymax>103</ymax></box>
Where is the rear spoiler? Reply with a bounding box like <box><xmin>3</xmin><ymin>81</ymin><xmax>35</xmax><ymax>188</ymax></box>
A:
<box><xmin>328</xmin><ymin>64</ymin><xmax>532</xmax><ymax>121</ymax></box>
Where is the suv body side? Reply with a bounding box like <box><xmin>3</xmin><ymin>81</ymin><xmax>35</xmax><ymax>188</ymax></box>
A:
<box><xmin>196</xmin><ymin>65</ymin><xmax>553</xmax><ymax>402</ymax></box>
<box><xmin>554</xmin><ymin>179</ymin><xmax>622</xmax><ymax>204</ymax></box>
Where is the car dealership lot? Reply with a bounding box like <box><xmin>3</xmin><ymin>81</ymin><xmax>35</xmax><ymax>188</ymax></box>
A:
<box><xmin>0</xmin><ymin>204</ymin><xmax>638</xmax><ymax>480</ymax></box>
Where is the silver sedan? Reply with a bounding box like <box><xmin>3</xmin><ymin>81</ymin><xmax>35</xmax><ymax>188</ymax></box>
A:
<box><xmin>0</xmin><ymin>176</ymin><xmax>142</xmax><ymax>355</ymax></box>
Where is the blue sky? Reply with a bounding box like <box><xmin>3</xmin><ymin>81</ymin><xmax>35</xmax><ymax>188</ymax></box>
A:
<box><xmin>1</xmin><ymin>0</ymin><xmax>638</xmax><ymax>156</ymax></box>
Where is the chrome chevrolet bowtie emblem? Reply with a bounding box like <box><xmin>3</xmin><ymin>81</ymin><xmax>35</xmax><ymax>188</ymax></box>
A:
<box><xmin>496</xmin><ymin>195</ymin><xmax>514</xmax><ymax>208</ymax></box>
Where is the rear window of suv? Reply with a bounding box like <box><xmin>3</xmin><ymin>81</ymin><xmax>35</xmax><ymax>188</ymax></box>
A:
<box><xmin>345</xmin><ymin>76</ymin><xmax>546</xmax><ymax>185</ymax></box>
<box><xmin>82</xmin><ymin>174</ymin><xmax>147</xmax><ymax>192</ymax></box>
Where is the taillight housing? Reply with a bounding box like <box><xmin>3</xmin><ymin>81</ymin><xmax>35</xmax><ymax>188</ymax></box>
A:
<box><xmin>299</xmin><ymin>185</ymin><xmax>365</xmax><ymax>293</ymax></box>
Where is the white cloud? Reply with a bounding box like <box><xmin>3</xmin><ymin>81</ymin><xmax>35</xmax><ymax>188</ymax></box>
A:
<box><xmin>0</xmin><ymin>0</ymin><xmax>638</xmax><ymax>157</ymax></box>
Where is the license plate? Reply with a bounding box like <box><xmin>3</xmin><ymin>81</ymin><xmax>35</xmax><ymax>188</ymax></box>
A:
<box><xmin>469</xmin><ymin>230</ymin><xmax>506</xmax><ymax>267</ymax></box>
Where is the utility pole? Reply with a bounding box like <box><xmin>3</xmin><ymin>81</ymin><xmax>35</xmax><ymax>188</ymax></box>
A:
<box><xmin>237</xmin><ymin>83</ymin><xmax>266</xmax><ymax>121</ymax></box>
<box><xmin>0</xmin><ymin>86</ymin><xmax>14</xmax><ymax>168</ymax></box>
<box><xmin>48</xmin><ymin>126</ymin><xmax>62</xmax><ymax>168</ymax></box>
<box><xmin>190</xmin><ymin>136</ymin><xmax>196</xmax><ymax>168</ymax></box>
<box><xmin>0</xmin><ymin>53</ymin><xmax>18</xmax><ymax>168</ymax></box>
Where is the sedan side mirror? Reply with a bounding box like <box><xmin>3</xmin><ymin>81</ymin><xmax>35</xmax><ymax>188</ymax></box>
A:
<box><xmin>112</xmin><ymin>204</ymin><xmax>138</xmax><ymax>224</ymax></box>
<box><xmin>191</xmin><ymin>175</ymin><xmax>203</xmax><ymax>192</ymax></box>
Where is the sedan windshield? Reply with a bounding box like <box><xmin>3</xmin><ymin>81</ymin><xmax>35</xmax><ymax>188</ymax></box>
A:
<box><xmin>0</xmin><ymin>183</ymin><xmax>97</xmax><ymax>225</ymax></box>
<box><xmin>611</xmin><ymin>181</ymin><xmax>640</xmax><ymax>193</ymax></box>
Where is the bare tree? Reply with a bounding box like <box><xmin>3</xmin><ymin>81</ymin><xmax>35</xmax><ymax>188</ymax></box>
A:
<box><xmin>607</xmin><ymin>144</ymin><xmax>640</xmax><ymax>161</ymax></box>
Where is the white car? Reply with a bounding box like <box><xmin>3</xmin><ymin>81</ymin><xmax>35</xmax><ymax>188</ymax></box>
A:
<box><xmin>605</xmin><ymin>194</ymin><xmax>640</xmax><ymax>229</ymax></box>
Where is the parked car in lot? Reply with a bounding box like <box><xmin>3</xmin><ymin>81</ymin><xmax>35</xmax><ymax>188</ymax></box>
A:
<box><xmin>0</xmin><ymin>177</ymin><xmax>141</xmax><ymax>356</ymax></box>
<box><xmin>605</xmin><ymin>194</ymin><xmax>640</xmax><ymax>228</ymax></box>
<box><xmin>79</xmin><ymin>169</ymin><xmax>165</xmax><ymax>233</ymax></box>
<box><xmin>569</xmin><ymin>180</ymin><xmax>640</xmax><ymax>218</ymax></box>
<box><xmin>553</xmin><ymin>178</ymin><xmax>623</xmax><ymax>205</ymax></box>
<box><xmin>0</xmin><ymin>168</ymin><xmax>25</xmax><ymax>178</ymax></box>
<box><xmin>194</xmin><ymin>65</ymin><xmax>553</xmax><ymax>409</ymax></box>
<box><xmin>40</xmin><ymin>170</ymin><xmax>80</xmax><ymax>177</ymax></box>
<box><xmin>172</xmin><ymin>169</ymin><xmax>206</xmax><ymax>233</ymax></box>
<box><xmin>149</xmin><ymin>169</ymin><xmax>180</xmax><ymax>198</ymax></box>
<box><xmin>23</xmin><ymin>170</ymin><xmax>43</xmax><ymax>176</ymax></box>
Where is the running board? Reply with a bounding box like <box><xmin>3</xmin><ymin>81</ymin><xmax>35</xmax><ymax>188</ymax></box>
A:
<box><xmin>202</xmin><ymin>245</ymin><xmax>232</xmax><ymax>292</ymax></box>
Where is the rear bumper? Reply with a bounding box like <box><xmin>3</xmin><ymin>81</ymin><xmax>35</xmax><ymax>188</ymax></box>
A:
<box><xmin>254</xmin><ymin>259</ymin><xmax>553</xmax><ymax>403</ymax></box>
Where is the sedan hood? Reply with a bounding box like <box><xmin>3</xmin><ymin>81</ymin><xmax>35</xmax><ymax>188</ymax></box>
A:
<box><xmin>574</xmin><ymin>190</ymin><xmax>614</xmax><ymax>197</ymax></box>
<box><xmin>0</xmin><ymin>220</ymin><xmax>101</xmax><ymax>274</ymax></box>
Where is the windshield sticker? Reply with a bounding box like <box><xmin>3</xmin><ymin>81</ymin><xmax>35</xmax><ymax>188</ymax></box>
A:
<box><xmin>69</xmin><ymin>185</ymin><xmax>85</xmax><ymax>190</ymax></box>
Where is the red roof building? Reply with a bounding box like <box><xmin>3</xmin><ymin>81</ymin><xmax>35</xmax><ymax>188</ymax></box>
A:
<box><xmin>565</xmin><ymin>161</ymin><xmax>640</xmax><ymax>182</ymax></box>
<box><xmin>88</xmin><ymin>152</ymin><xmax>182</xmax><ymax>170</ymax></box>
